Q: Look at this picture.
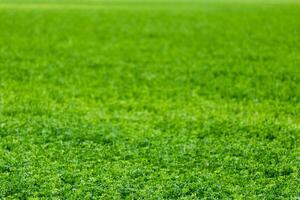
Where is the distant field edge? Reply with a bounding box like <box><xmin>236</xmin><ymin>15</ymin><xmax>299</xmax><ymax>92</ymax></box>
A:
<box><xmin>0</xmin><ymin>0</ymin><xmax>300</xmax><ymax>5</ymax></box>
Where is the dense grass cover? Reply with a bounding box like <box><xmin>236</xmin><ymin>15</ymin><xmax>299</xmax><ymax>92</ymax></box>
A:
<box><xmin>0</xmin><ymin>0</ymin><xmax>299</xmax><ymax>198</ymax></box>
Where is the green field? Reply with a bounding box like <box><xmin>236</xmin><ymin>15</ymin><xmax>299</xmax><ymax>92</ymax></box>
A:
<box><xmin>0</xmin><ymin>0</ymin><xmax>299</xmax><ymax>199</ymax></box>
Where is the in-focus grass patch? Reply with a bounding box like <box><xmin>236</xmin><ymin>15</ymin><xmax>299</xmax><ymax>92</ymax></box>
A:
<box><xmin>0</xmin><ymin>0</ymin><xmax>299</xmax><ymax>199</ymax></box>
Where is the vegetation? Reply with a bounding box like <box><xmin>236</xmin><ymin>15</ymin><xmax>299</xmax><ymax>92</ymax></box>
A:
<box><xmin>0</xmin><ymin>0</ymin><xmax>299</xmax><ymax>198</ymax></box>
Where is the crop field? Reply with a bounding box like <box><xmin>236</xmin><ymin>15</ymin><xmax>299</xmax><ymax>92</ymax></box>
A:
<box><xmin>0</xmin><ymin>0</ymin><xmax>299</xmax><ymax>199</ymax></box>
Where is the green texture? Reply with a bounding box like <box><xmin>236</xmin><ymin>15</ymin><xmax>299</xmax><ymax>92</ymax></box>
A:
<box><xmin>0</xmin><ymin>0</ymin><xmax>299</xmax><ymax>199</ymax></box>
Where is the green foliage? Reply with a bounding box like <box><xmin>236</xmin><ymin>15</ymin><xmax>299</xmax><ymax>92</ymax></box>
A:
<box><xmin>0</xmin><ymin>1</ymin><xmax>299</xmax><ymax>199</ymax></box>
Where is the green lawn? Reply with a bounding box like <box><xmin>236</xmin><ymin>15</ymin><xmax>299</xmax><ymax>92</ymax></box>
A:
<box><xmin>0</xmin><ymin>0</ymin><xmax>299</xmax><ymax>199</ymax></box>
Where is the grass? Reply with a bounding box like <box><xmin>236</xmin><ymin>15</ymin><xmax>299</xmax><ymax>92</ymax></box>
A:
<box><xmin>0</xmin><ymin>0</ymin><xmax>299</xmax><ymax>199</ymax></box>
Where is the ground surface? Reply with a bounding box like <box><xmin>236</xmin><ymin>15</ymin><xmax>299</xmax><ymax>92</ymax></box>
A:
<box><xmin>0</xmin><ymin>0</ymin><xmax>299</xmax><ymax>199</ymax></box>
